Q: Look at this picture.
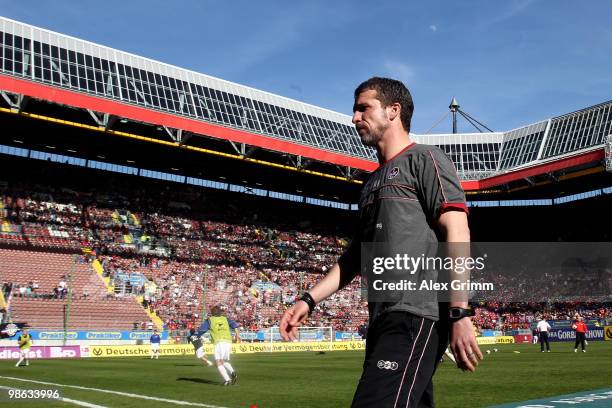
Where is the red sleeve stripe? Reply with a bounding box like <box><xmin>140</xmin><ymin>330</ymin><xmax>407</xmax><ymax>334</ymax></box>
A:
<box><xmin>439</xmin><ymin>202</ymin><xmax>469</xmax><ymax>215</ymax></box>
<box><xmin>428</xmin><ymin>151</ymin><xmax>448</xmax><ymax>203</ymax></box>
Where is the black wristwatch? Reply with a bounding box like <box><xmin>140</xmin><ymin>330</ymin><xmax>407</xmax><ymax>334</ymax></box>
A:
<box><xmin>449</xmin><ymin>307</ymin><xmax>474</xmax><ymax>322</ymax></box>
<box><xmin>299</xmin><ymin>292</ymin><xmax>316</xmax><ymax>315</ymax></box>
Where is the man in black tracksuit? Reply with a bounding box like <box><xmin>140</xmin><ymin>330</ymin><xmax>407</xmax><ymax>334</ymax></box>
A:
<box><xmin>280</xmin><ymin>77</ymin><xmax>482</xmax><ymax>407</ymax></box>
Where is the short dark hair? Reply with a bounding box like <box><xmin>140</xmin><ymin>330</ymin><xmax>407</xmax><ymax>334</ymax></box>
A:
<box><xmin>210</xmin><ymin>305</ymin><xmax>223</xmax><ymax>316</ymax></box>
<box><xmin>354</xmin><ymin>77</ymin><xmax>414</xmax><ymax>133</ymax></box>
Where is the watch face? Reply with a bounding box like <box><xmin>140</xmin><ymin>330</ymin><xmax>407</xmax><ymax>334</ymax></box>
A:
<box><xmin>450</xmin><ymin>308</ymin><xmax>468</xmax><ymax>319</ymax></box>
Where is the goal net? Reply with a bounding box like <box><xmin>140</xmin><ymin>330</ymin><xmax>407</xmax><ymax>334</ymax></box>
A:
<box><xmin>264</xmin><ymin>326</ymin><xmax>333</xmax><ymax>351</ymax></box>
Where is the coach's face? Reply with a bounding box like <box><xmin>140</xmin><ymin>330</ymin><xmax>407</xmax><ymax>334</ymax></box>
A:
<box><xmin>352</xmin><ymin>89</ymin><xmax>390</xmax><ymax>146</ymax></box>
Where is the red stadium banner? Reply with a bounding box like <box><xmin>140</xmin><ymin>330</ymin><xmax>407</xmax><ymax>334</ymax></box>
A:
<box><xmin>513</xmin><ymin>334</ymin><xmax>533</xmax><ymax>344</ymax></box>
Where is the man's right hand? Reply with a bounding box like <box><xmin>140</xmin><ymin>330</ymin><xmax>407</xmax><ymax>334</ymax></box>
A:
<box><xmin>279</xmin><ymin>300</ymin><xmax>310</xmax><ymax>341</ymax></box>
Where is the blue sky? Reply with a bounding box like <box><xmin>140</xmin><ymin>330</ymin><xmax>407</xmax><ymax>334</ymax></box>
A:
<box><xmin>2</xmin><ymin>0</ymin><xmax>611</xmax><ymax>134</ymax></box>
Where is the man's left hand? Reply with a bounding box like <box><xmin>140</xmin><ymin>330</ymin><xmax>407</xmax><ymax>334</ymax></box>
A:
<box><xmin>450</xmin><ymin>318</ymin><xmax>483</xmax><ymax>372</ymax></box>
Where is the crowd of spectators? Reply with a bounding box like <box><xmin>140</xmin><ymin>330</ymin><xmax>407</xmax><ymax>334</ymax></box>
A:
<box><xmin>1</xmin><ymin>177</ymin><xmax>611</xmax><ymax>334</ymax></box>
<box><xmin>473</xmin><ymin>301</ymin><xmax>611</xmax><ymax>331</ymax></box>
<box><xmin>1</xmin><ymin>277</ymin><xmax>74</xmax><ymax>300</ymax></box>
<box><xmin>2</xmin><ymin>281</ymin><xmax>40</xmax><ymax>298</ymax></box>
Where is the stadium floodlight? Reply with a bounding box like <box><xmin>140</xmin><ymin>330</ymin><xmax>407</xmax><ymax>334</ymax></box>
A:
<box><xmin>427</xmin><ymin>97</ymin><xmax>493</xmax><ymax>135</ymax></box>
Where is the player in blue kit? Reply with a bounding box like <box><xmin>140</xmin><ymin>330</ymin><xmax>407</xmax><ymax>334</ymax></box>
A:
<box><xmin>150</xmin><ymin>330</ymin><xmax>161</xmax><ymax>359</ymax></box>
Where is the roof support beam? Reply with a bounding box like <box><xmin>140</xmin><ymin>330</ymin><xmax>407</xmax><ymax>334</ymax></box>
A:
<box><xmin>228</xmin><ymin>140</ymin><xmax>244</xmax><ymax>156</ymax></box>
<box><xmin>163</xmin><ymin>126</ymin><xmax>189</xmax><ymax>144</ymax></box>
<box><xmin>285</xmin><ymin>154</ymin><xmax>298</xmax><ymax>168</ymax></box>
<box><xmin>336</xmin><ymin>165</ymin><xmax>360</xmax><ymax>180</ymax></box>
<box><xmin>87</xmin><ymin>110</ymin><xmax>117</xmax><ymax>130</ymax></box>
<box><xmin>1</xmin><ymin>91</ymin><xmax>29</xmax><ymax>113</ymax></box>
<box><xmin>227</xmin><ymin>142</ymin><xmax>257</xmax><ymax>157</ymax></box>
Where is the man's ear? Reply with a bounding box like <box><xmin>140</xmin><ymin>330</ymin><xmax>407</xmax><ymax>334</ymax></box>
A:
<box><xmin>387</xmin><ymin>103</ymin><xmax>401</xmax><ymax>122</ymax></box>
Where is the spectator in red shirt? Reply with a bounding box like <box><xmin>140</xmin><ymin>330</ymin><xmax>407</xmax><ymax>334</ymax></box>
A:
<box><xmin>573</xmin><ymin>316</ymin><xmax>588</xmax><ymax>353</ymax></box>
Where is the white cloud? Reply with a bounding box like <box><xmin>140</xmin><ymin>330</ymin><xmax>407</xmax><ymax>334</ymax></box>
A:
<box><xmin>382</xmin><ymin>60</ymin><xmax>416</xmax><ymax>84</ymax></box>
<box><xmin>477</xmin><ymin>0</ymin><xmax>537</xmax><ymax>29</ymax></box>
<box><xmin>429</xmin><ymin>25</ymin><xmax>437</xmax><ymax>32</ymax></box>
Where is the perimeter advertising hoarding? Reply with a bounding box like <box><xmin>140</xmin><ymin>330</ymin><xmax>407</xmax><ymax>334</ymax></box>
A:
<box><xmin>87</xmin><ymin>341</ymin><xmax>367</xmax><ymax>357</ymax></box>
<box><xmin>605</xmin><ymin>326</ymin><xmax>612</xmax><ymax>341</ymax></box>
<box><xmin>27</xmin><ymin>330</ymin><xmax>168</xmax><ymax>341</ymax></box>
<box><xmin>548</xmin><ymin>328</ymin><xmax>605</xmax><ymax>342</ymax></box>
<box><xmin>475</xmin><ymin>336</ymin><xmax>514</xmax><ymax>345</ymax></box>
<box><xmin>0</xmin><ymin>346</ymin><xmax>81</xmax><ymax>359</ymax></box>
<box><xmin>514</xmin><ymin>334</ymin><xmax>533</xmax><ymax>344</ymax></box>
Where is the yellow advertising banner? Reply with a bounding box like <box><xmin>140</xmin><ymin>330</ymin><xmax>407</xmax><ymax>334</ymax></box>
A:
<box><xmin>87</xmin><ymin>344</ymin><xmax>196</xmax><ymax>358</ymax></box>
<box><xmin>234</xmin><ymin>341</ymin><xmax>365</xmax><ymax>354</ymax></box>
<box><xmin>604</xmin><ymin>326</ymin><xmax>612</xmax><ymax>341</ymax></box>
<box><xmin>86</xmin><ymin>341</ymin><xmax>366</xmax><ymax>358</ymax></box>
<box><xmin>495</xmin><ymin>336</ymin><xmax>515</xmax><ymax>344</ymax></box>
<box><xmin>476</xmin><ymin>337</ymin><xmax>496</xmax><ymax>345</ymax></box>
<box><xmin>475</xmin><ymin>336</ymin><xmax>515</xmax><ymax>345</ymax></box>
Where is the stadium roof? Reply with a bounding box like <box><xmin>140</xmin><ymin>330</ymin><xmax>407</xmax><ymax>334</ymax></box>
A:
<box><xmin>0</xmin><ymin>16</ymin><xmax>610</xmax><ymax>190</ymax></box>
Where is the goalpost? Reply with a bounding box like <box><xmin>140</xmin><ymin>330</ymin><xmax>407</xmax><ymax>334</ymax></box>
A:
<box><xmin>265</xmin><ymin>326</ymin><xmax>334</xmax><ymax>351</ymax></box>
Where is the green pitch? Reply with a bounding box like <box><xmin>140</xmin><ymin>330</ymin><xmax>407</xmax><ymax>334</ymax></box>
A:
<box><xmin>0</xmin><ymin>342</ymin><xmax>610</xmax><ymax>407</ymax></box>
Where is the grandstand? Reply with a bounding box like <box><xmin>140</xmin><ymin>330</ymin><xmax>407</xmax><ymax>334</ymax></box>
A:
<box><xmin>0</xmin><ymin>248</ymin><xmax>154</xmax><ymax>330</ymax></box>
<box><xmin>0</xmin><ymin>15</ymin><xmax>611</xmax><ymax>340</ymax></box>
<box><xmin>0</xmin><ymin>16</ymin><xmax>610</xmax><ymax>195</ymax></box>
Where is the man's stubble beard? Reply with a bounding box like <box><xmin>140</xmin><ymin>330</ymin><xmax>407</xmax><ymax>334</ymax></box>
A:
<box><xmin>359</xmin><ymin>123</ymin><xmax>388</xmax><ymax>147</ymax></box>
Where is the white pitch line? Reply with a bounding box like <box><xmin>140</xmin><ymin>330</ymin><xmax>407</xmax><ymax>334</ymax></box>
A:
<box><xmin>0</xmin><ymin>384</ymin><xmax>107</xmax><ymax>408</ymax></box>
<box><xmin>61</xmin><ymin>397</ymin><xmax>108</xmax><ymax>408</ymax></box>
<box><xmin>0</xmin><ymin>376</ymin><xmax>231</xmax><ymax>408</ymax></box>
